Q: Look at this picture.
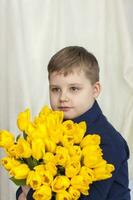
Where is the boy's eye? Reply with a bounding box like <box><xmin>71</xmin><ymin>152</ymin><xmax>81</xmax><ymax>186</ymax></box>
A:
<box><xmin>50</xmin><ymin>87</ymin><xmax>61</xmax><ymax>93</ymax></box>
<box><xmin>70</xmin><ymin>87</ymin><xmax>80</xmax><ymax>92</ymax></box>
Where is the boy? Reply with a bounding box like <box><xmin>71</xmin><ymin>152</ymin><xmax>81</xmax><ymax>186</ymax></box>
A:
<box><xmin>16</xmin><ymin>46</ymin><xmax>130</xmax><ymax>199</ymax></box>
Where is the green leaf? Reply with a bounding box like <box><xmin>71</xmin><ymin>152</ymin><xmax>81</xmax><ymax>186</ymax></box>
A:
<box><xmin>10</xmin><ymin>177</ymin><xmax>26</xmax><ymax>186</ymax></box>
<box><xmin>25</xmin><ymin>157</ymin><xmax>39</xmax><ymax>170</ymax></box>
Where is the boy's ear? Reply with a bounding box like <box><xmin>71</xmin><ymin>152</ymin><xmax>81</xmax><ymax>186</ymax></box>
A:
<box><xmin>93</xmin><ymin>81</ymin><xmax>101</xmax><ymax>98</ymax></box>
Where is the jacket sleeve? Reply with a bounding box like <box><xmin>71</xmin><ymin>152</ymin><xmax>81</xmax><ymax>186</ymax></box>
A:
<box><xmin>16</xmin><ymin>187</ymin><xmax>22</xmax><ymax>200</ymax></box>
<box><xmin>27</xmin><ymin>188</ymin><xmax>34</xmax><ymax>200</ymax></box>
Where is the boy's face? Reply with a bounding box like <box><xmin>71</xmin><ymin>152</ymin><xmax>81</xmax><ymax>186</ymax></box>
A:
<box><xmin>49</xmin><ymin>69</ymin><xmax>100</xmax><ymax>119</ymax></box>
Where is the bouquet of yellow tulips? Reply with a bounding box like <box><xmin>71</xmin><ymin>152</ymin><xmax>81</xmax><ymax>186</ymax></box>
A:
<box><xmin>0</xmin><ymin>106</ymin><xmax>115</xmax><ymax>200</ymax></box>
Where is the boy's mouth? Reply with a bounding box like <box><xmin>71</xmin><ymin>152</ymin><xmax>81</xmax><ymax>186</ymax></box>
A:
<box><xmin>58</xmin><ymin>107</ymin><xmax>72</xmax><ymax>112</ymax></box>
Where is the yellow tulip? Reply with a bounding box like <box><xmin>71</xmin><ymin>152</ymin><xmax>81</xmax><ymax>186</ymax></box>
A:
<box><xmin>33</xmin><ymin>184</ymin><xmax>52</xmax><ymax>200</ymax></box>
<box><xmin>26</xmin><ymin>170</ymin><xmax>42</xmax><ymax>190</ymax></box>
<box><xmin>50</xmin><ymin>110</ymin><xmax>64</xmax><ymax>126</ymax></box>
<box><xmin>10</xmin><ymin>163</ymin><xmax>30</xmax><ymax>179</ymax></box>
<box><xmin>62</xmin><ymin>121</ymin><xmax>86</xmax><ymax>145</ymax></box>
<box><xmin>68</xmin><ymin>145</ymin><xmax>82</xmax><ymax>160</ymax></box>
<box><xmin>25</xmin><ymin>122</ymin><xmax>36</xmax><ymax>137</ymax></box>
<box><xmin>17</xmin><ymin>109</ymin><xmax>30</xmax><ymax>131</ymax></box>
<box><xmin>56</xmin><ymin>190</ymin><xmax>71</xmax><ymax>200</ymax></box>
<box><xmin>83</xmin><ymin>154</ymin><xmax>103</xmax><ymax>168</ymax></box>
<box><xmin>61</xmin><ymin>135</ymin><xmax>74</xmax><ymax>147</ymax></box>
<box><xmin>82</xmin><ymin>144</ymin><xmax>103</xmax><ymax>156</ymax></box>
<box><xmin>46</xmin><ymin>111</ymin><xmax>64</xmax><ymax>133</ymax></box>
<box><xmin>0</xmin><ymin>130</ymin><xmax>14</xmax><ymax>149</ymax></box>
<box><xmin>80</xmin><ymin>166</ymin><xmax>94</xmax><ymax>183</ymax></box>
<box><xmin>49</xmin><ymin>128</ymin><xmax>63</xmax><ymax>144</ymax></box>
<box><xmin>71</xmin><ymin>175</ymin><xmax>89</xmax><ymax>195</ymax></box>
<box><xmin>43</xmin><ymin>152</ymin><xmax>56</xmax><ymax>164</ymax></box>
<box><xmin>55</xmin><ymin>146</ymin><xmax>70</xmax><ymax>167</ymax></box>
<box><xmin>39</xmin><ymin>106</ymin><xmax>52</xmax><ymax>117</ymax></box>
<box><xmin>82</xmin><ymin>145</ymin><xmax>103</xmax><ymax>168</ymax></box>
<box><xmin>35</xmin><ymin>108</ymin><xmax>64</xmax><ymax>144</ymax></box>
<box><xmin>1</xmin><ymin>157</ymin><xmax>20</xmax><ymax>171</ymax></box>
<box><xmin>34</xmin><ymin>116</ymin><xmax>44</xmax><ymax>125</ymax></box>
<box><xmin>16</xmin><ymin>138</ymin><xmax>31</xmax><ymax>158</ymax></box>
<box><xmin>31</xmin><ymin>138</ymin><xmax>45</xmax><ymax>160</ymax></box>
<box><xmin>80</xmin><ymin>134</ymin><xmax>101</xmax><ymax>148</ymax></box>
<box><xmin>7</xmin><ymin>144</ymin><xmax>19</xmax><ymax>158</ymax></box>
<box><xmin>65</xmin><ymin>160</ymin><xmax>81</xmax><ymax>178</ymax></box>
<box><xmin>34</xmin><ymin>164</ymin><xmax>45</xmax><ymax>172</ymax></box>
<box><xmin>36</xmin><ymin>124</ymin><xmax>48</xmax><ymax>139</ymax></box>
<box><xmin>73</xmin><ymin>122</ymin><xmax>86</xmax><ymax>144</ymax></box>
<box><xmin>62</xmin><ymin>120</ymin><xmax>75</xmax><ymax>136</ymax></box>
<box><xmin>33</xmin><ymin>114</ymin><xmax>48</xmax><ymax>139</ymax></box>
<box><xmin>52</xmin><ymin>176</ymin><xmax>70</xmax><ymax>193</ymax></box>
<box><xmin>42</xmin><ymin>170</ymin><xmax>53</xmax><ymax>185</ymax></box>
<box><xmin>93</xmin><ymin>161</ymin><xmax>115</xmax><ymax>181</ymax></box>
<box><xmin>27</xmin><ymin>128</ymin><xmax>47</xmax><ymax>142</ymax></box>
<box><xmin>34</xmin><ymin>166</ymin><xmax>53</xmax><ymax>185</ymax></box>
<box><xmin>68</xmin><ymin>186</ymin><xmax>80</xmax><ymax>200</ymax></box>
<box><xmin>44</xmin><ymin>138</ymin><xmax>56</xmax><ymax>153</ymax></box>
<box><xmin>34</xmin><ymin>163</ymin><xmax>56</xmax><ymax>177</ymax></box>
<box><xmin>44</xmin><ymin>162</ymin><xmax>57</xmax><ymax>176</ymax></box>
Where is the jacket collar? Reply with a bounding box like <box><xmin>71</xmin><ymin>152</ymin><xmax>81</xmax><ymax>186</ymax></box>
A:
<box><xmin>72</xmin><ymin>101</ymin><xmax>103</xmax><ymax>126</ymax></box>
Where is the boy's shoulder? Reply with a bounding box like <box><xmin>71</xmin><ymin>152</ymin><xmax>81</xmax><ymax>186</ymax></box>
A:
<box><xmin>74</xmin><ymin>101</ymin><xmax>129</xmax><ymax>161</ymax></box>
<box><xmin>91</xmin><ymin>103</ymin><xmax>127</xmax><ymax>145</ymax></box>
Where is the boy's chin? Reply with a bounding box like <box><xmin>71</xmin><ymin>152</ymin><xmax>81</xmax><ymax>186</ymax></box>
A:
<box><xmin>63</xmin><ymin>114</ymin><xmax>74</xmax><ymax>120</ymax></box>
<box><xmin>63</xmin><ymin>112</ymin><xmax>79</xmax><ymax>120</ymax></box>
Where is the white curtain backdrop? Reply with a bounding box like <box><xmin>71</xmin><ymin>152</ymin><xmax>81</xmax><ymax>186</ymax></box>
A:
<box><xmin>0</xmin><ymin>0</ymin><xmax>133</xmax><ymax>199</ymax></box>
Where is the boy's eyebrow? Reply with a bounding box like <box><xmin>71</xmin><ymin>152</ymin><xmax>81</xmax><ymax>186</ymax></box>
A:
<box><xmin>49</xmin><ymin>84</ymin><xmax>60</xmax><ymax>88</ymax></box>
<box><xmin>49</xmin><ymin>83</ymin><xmax>83</xmax><ymax>87</ymax></box>
<box><xmin>68</xmin><ymin>83</ymin><xmax>83</xmax><ymax>86</ymax></box>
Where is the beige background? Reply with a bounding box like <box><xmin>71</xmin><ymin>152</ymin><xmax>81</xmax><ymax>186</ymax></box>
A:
<box><xmin>0</xmin><ymin>0</ymin><xmax>133</xmax><ymax>199</ymax></box>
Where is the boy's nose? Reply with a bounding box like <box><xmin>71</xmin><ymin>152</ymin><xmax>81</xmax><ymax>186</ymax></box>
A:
<box><xmin>59</xmin><ymin>92</ymin><xmax>69</xmax><ymax>102</ymax></box>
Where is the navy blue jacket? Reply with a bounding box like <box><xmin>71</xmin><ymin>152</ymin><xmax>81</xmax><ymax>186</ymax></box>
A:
<box><xmin>16</xmin><ymin>101</ymin><xmax>130</xmax><ymax>200</ymax></box>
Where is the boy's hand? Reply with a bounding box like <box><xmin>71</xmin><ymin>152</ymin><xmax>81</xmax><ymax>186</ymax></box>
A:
<box><xmin>21</xmin><ymin>185</ymin><xmax>31</xmax><ymax>196</ymax></box>
<box><xmin>18</xmin><ymin>192</ymin><xmax>26</xmax><ymax>200</ymax></box>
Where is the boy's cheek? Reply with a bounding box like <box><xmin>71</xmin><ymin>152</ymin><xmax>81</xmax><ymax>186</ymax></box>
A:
<box><xmin>50</xmin><ymin>101</ymin><xmax>57</xmax><ymax>111</ymax></box>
